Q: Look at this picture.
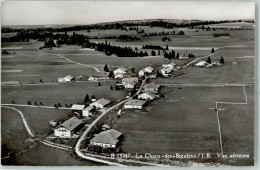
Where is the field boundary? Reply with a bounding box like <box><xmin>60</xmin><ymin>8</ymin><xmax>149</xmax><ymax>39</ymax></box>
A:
<box><xmin>215</xmin><ymin>85</ymin><xmax>248</xmax><ymax>155</ymax></box>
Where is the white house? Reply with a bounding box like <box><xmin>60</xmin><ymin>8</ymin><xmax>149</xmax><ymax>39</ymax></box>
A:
<box><xmin>159</xmin><ymin>67</ymin><xmax>172</xmax><ymax>77</ymax></box>
<box><xmin>71</xmin><ymin>104</ymin><xmax>85</xmax><ymax>114</ymax></box>
<box><xmin>90</xmin><ymin>129</ymin><xmax>122</xmax><ymax>148</ymax></box>
<box><xmin>90</xmin><ymin>98</ymin><xmax>111</xmax><ymax>109</ymax></box>
<box><xmin>124</xmin><ymin>99</ymin><xmax>147</xmax><ymax>109</ymax></box>
<box><xmin>195</xmin><ymin>61</ymin><xmax>208</xmax><ymax>67</ymax></box>
<box><xmin>162</xmin><ymin>62</ymin><xmax>176</xmax><ymax>70</ymax></box>
<box><xmin>143</xmin><ymin>82</ymin><xmax>161</xmax><ymax>94</ymax></box>
<box><xmin>82</xmin><ymin>106</ymin><xmax>95</xmax><ymax>117</ymax></box>
<box><xmin>138</xmin><ymin>69</ymin><xmax>146</xmax><ymax>77</ymax></box>
<box><xmin>58</xmin><ymin>75</ymin><xmax>74</xmax><ymax>82</ymax></box>
<box><xmin>113</xmin><ymin>67</ymin><xmax>127</xmax><ymax>75</ymax></box>
<box><xmin>54</xmin><ymin>117</ymin><xmax>83</xmax><ymax>138</ymax></box>
<box><xmin>139</xmin><ymin>66</ymin><xmax>154</xmax><ymax>77</ymax></box>
<box><xmin>122</xmin><ymin>77</ymin><xmax>138</xmax><ymax>89</ymax></box>
<box><xmin>144</xmin><ymin>66</ymin><xmax>154</xmax><ymax>73</ymax></box>
<box><xmin>114</xmin><ymin>73</ymin><xmax>124</xmax><ymax>79</ymax></box>
<box><xmin>138</xmin><ymin>92</ymin><xmax>157</xmax><ymax>100</ymax></box>
<box><xmin>88</xmin><ymin>76</ymin><xmax>97</xmax><ymax>81</ymax></box>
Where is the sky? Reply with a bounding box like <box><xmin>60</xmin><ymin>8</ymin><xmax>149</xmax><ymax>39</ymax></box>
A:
<box><xmin>1</xmin><ymin>1</ymin><xmax>255</xmax><ymax>26</ymax></box>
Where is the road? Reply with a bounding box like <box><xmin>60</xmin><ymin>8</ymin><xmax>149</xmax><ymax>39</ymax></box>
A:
<box><xmin>74</xmin><ymin>77</ymin><xmax>148</xmax><ymax>166</ymax></box>
<box><xmin>40</xmin><ymin>50</ymin><xmax>101</xmax><ymax>72</ymax></box>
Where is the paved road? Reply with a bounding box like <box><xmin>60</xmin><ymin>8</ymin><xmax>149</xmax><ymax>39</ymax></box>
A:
<box><xmin>74</xmin><ymin>77</ymin><xmax>148</xmax><ymax>166</ymax></box>
<box><xmin>1</xmin><ymin>106</ymin><xmax>35</xmax><ymax>138</ymax></box>
<box><xmin>40</xmin><ymin>50</ymin><xmax>101</xmax><ymax>72</ymax></box>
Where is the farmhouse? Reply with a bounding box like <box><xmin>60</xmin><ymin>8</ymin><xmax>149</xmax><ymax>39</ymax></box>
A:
<box><xmin>58</xmin><ymin>75</ymin><xmax>75</xmax><ymax>82</ymax></box>
<box><xmin>122</xmin><ymin>77</ymin><xmax>138</xmax><ymax>88</ymax></box>
<box><xmin>162</xmin><ymin>62</ymin><xmax>176</xmax><ymax>70</ymax></box>
<box><xmin>71</xmin><ymin>104</ymin><xmax>85</xmax><ymax>114</ymax></box>
<box><xmin>144</xmin><ymin>66</ymin><xmax>154</xmax><ymax>73</ymax></box>
<box><xmin>159</xmin><ymin>67</ymin><xmax>172</xmax><ymax>77</ymax></box>
<box><xmin>139</xmin><ymin>66</ymin><xmax>154</xmax><ymax>77</ymax></box>
<box><xmin>195</xmin><ymin>61</ymin><xmax>207</xmax><ymax>67</ymax></box>
<box><xmin>113</xmin><ymin>67</ymin><xmax>127</xmax><ymax>75</ymax></box>
<box><xmin>90</xmin><ymin>98</ymin><xmax>111</xmax><ymax>109</ymax></box>
<box><xmin>114</xmin><ymin>73</ymin><xmax>124</xmax><ymax>79</ymax></box>
<box><xmin>138</xmin><ymin>69</ymin><xmax>146</xmax><ymax>77</ymax></box>
<box><xmin>54</xmin><ymin>117</ymin><xmax>83</xmax><ymax>138</ymax></box>
<box><xmin>90</xmin><ymin>129</ymin><xmax>122</xmax><ymax>148</ymax></box>
<box><xmin>124</xmin><ymin>99</ymin><xmax>147</xmax><ymax>109</ymax></box>
<box><xmin>138</xmin><ymin>91</ymin><xmax>157</xmax><ymax>100</ymax></box>
<box><xmin>143</xmin><ymin>82</ymin><xmax>161</xmax><ymax>94</ymax></box>
<box><xmin>82</xmin><ymin>106</ymin><xmax>95</xmax><ymax>117</ymax></box>
<box><xmin>88</xmin><ymin>76</ymin><xmax>97</xmax><ymax>81</ymax></box>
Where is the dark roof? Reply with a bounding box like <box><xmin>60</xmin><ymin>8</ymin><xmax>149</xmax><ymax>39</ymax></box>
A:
<box><xmin>58</xmin><ymin>117</ymin><xmax>82</xmax><ymax>131</ymax></box>
<box><xmin>90</xmin><ymin>129</ymin><xmax>122</xmax><ymax>145</ymax></box>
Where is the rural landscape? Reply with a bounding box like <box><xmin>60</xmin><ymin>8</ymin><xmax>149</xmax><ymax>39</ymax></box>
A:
<box><xmin>1</xmin><ymin>1</ymin><xmax>255</xmax><ymax>167</ymax></box>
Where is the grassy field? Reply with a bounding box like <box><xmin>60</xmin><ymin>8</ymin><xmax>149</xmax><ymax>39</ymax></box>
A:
<box><xmin>218</xmin><ymin>86</ymin><xmax>254</xmax><ymax>166</ymax></box>
<box><xmin>8</xmin><ymin>144</ymin><xmax>102</xmax><ymax>166</ymax></box>
<box><xmin>109</xmin><ymin>85</ymin><xmax>252</xmax><ymax>164</ymax></box>
<box><xmin>1</xmin><ymin>108</ymin><xmax>37</xmax><ymax>158</ymax></box>
<box><xmin>2</xmin><ymin>81</ymin><xmax>128</xmax><ymax>106</ymax></box>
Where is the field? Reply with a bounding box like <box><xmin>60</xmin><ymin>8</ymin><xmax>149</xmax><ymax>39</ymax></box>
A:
<box><xmin>111</xmin><ymin>86</ymin><xmax>253</xmax><ymax>161</ymax></box>
<box><xmin>1</xmin><ymin>22</ymin><xmax>254</xmax><ymax>166</ymax></box>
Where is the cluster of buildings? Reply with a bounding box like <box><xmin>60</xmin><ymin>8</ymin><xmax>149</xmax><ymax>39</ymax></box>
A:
<box><xmin>113</xmin><ymin>67</ymin><xmax>127</xmax><ymax>79</ymax></box>
<box><xmin>195</xmin><ymin>61</ymin><xmax>221</xmax><ymax>67</ymax></box>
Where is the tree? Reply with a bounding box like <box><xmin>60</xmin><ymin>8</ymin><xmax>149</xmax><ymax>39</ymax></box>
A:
<box><xmin>40</xmin><ymin>79</ymin><xmax>43</xmax><ymax>83</ymax></box>
<box><xmin>176</xmin><ymin>53</ymin><xmax>179</xmax><ymax>59</ymax></box>
<box><xmin>108</xmin><ymin>71</ymin><xmax>114</xmax><ymax>78</ymax></box>
<box><xmin>58</xmin><ymin>103</ymin><xmax>62</xmax><ymax>107</ymax></box>
<box><xmin>151</xmin><ymin>50</ymin><xmax>156</xmax><ymax>56</ymax></box>
<box><xmin>104</xmin><ymin>64</ymin><xmax>109</xmax><ymax>72</ymax></box>
<box><xmin>34</xmin><ymin>101</ymin><xmax>38</xmax><ymax>105</ymax></box>
<box><xmin>131</xmin><ymin>67</ymin><xmax>135</xmax><ymax>73</ymax></box>
<box><xmin>158</xmin><ymin>50</ymin><xmax>161</xmax><ymax>55</ymax></box>
<box><xmin>211</xmin><ymin>48</ymin><xmax>215</xmax><ymax>53</ymax></box>
<box><xmin>164</xmin><ymin>52</ymin><xmax>169</xmax><ymax>59</ymax></box>
<box><xmin>98</xmin><ymin>82</ymin><xmax>101</xmax><ymax>86</ymax></box>
<box><xmin>84</xmin><ymin>94</ymin><xmax>89</xmax><ymax>103</ymax></box>
<box><xmin>110</xmin><ymin>85</ymin><xmax>114</xmax><ymax>91</ymax></box>
<box><xmin>28</xmin><ymin>101</ymin><xmax>31</xmax><ymax>105</ymax></box>
<box><xmin>165</xmin><ymin>45</ymin><xmax>169</xmax><ymax>50</ymax></box>
<box><xmin>207</xmin><ymin>57</ymin><xmax>212</xmax><ymax>64</ymax></box>
<box><xmin>91</xmin><ymin>95</ymin><xmax>96</xmax><ymax>99</ymax></box>
<box><xmin>220</xmin><ymin>57</ymin><xmax>224</xmax><ymax>64</ymax></box>
<box><xmin>54</xmin><ymin>104</ymin><xmax>58</xmax><ymax>108</ymax></box>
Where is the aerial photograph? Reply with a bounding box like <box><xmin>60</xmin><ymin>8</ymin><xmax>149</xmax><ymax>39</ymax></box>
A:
<box><xmin>1</xmin><ymin>1</ymin><xmax>255</xmax><ymax>167</ymax></box>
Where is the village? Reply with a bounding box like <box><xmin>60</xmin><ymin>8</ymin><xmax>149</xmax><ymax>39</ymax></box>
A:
<box><xmin>40</xmin><ymin>51</ymin><xmax>226</xmax><ymax>158</ymax></box>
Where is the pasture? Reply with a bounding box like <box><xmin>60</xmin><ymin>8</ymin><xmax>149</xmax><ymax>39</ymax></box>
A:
<box><xmin>110</xmin><ymin>85</ymin><xmax>253</xmax><ymax>164</ymax></box>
